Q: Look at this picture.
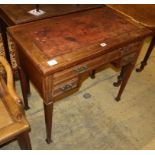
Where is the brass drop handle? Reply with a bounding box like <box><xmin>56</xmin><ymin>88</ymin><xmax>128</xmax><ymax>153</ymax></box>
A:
<box><xmin>60</xmin><ymin>83</ymin><xmax>73</xmax><ymax>91</ymax></box>
<box><xmin>74</xmin><ymin>65</ymin><xmax>88</xmax><ymax>74</ymax></box>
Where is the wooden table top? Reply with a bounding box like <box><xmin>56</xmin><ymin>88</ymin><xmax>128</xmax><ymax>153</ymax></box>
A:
<box><xmin>107</xmin><ymin>4</ymin><xmax>155</xmax><ymax>30</ymax></box>
<box><xmin>8</xmin><ymin>7</ymin><xmax>152</xmax><ymax>75</ymax></box>
<box><xmin>0</xmin><ymin>4</ymin><xmax>102</xmax><ymax>25</ymax></box>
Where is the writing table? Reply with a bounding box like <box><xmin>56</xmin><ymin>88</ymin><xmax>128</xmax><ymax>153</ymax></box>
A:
<box><xmin>8</xmin><ymin>7</ymin><xmax>152</xmax><ymax>143</ymax></box>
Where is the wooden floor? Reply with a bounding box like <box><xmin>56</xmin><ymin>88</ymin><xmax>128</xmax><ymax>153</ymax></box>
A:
<box><xmin>1</xmin><ymin>37</ymin><xmax>155</xmax><ymax>150</ymax></box>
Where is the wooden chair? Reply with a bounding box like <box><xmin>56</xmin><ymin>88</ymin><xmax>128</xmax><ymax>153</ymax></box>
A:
<box><xmin>0</xmin><ymin>56</ymin><xmax>32</xmax><ymax>149</ymax></box>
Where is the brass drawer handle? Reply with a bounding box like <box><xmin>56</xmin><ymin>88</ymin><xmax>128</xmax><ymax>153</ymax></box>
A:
<box><xmin>74</xmin><ymin>65</ymin><xmax>88</xmax><ymax>74</ymax></box>
<box><xmin>60</xmin><ymin>83</ymin><xmax>73</xmax><ymax>91</ymax></box>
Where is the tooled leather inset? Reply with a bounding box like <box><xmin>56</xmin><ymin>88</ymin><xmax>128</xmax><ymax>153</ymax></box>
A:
<box><xmin>25</xmin><ymin>7</ymin><xmax>140</xmax><ymax>59</ymax></box>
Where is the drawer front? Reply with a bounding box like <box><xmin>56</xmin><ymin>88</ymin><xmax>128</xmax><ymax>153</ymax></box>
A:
<box><xmin>52</xmin><ymin>77</ymin><xmax>78</xmax><ymax>97</ymax></box>
<box><xmin>119</xmin><ymin>41</ymin><xmax>142</xmax><ymax>56</ymax></box>
<box><xmin>122</xmin><ymin>52</ymin><xmax>137</xmax><ymax>65</ymax></box>
<box><xmin>53</xmin><ymin>49</ymin><xmax>121</xmax><ymax>85</ymax></box>
<box><xmin>112</xmin><ymin>41</ymin><xmax>142</xmax><ymax>68</ymax></box>
<box><xmin>112</xmin><ymin>52</ymin><xmax>137</xmax><ymax>68</ymax></box>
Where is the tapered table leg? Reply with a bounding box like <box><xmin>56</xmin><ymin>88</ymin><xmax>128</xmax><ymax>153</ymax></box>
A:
<box><xmin>44</xmin><ymin>102</ymin><xmax>54</xmax><ymax>144</ymax></box>
<box><xmin>115</xmin><ymin>63</ymin><xmax>134</xmax><ymax>101</ymax></box>
<box><xmin>136</xmin><ymin>36</ymin><xmax>155</xmax><ymax>72</ymax></box>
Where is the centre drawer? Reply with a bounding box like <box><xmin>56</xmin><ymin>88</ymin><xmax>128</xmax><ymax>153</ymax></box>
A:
<box><xmin>53</xmin><ymin>49</ymin><xmax>121</xmax><ymax>85</ymax></box>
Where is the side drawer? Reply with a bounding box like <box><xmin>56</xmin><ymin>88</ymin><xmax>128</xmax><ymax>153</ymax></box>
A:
<box><xmin>112</xmin><ymin>40</ymin><xmax>143</xmax><ymax>68</ymax></box>
<box><xmin>52</xmin><ymin>77</ymin><xmax>78</xmax><ymax>97</ymax></box>
<box><xmin>112</xmin><ymin>52</ymin><xmax>137</xmax><ymax>68</ymax></box>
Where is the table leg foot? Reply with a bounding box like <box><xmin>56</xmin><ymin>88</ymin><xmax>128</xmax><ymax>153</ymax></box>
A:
<box><xmin>115</xmin><ymin>96</ymin><xmax>121</xmax><ymax>102</ymax></box>
<box><xmin>113</xmin><ymin>81</ymin><xmax>121</xmax><ymax>87</ymax></box>
<box><xmin>25</xmin><ymin>105</ymin><xmax>30</xmax><ymax>110</ymax></box>
<box><xmin>136</xmin><ymin>61</ymin><xmax>146</xmax><ymax>72</ymax></box>
<box><xmin>90</xmin><ymin>70</ymin><xmax>96</xmax><ymax>79</ymax></box>
<box><xmin>46</xmin><ymin>138</ymin><xmax>52</xmax><ymax>144</ymax></box>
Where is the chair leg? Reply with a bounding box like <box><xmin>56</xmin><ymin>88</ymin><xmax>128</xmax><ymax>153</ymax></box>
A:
<box><xmin>17</xmin><ymin>131</ymin><xmax>32</xmax><ymax>150</ymax></box>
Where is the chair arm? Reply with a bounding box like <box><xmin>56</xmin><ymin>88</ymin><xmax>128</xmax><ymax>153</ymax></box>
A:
<box><xmin>0</xmin><ymin>56</ymin><xmax>21</xmax><ymax>104</ymax></box>
<box><xmin>0</xmin><ymin>56</ymin><xmax>26</xmax><ymax>121</ymax></box>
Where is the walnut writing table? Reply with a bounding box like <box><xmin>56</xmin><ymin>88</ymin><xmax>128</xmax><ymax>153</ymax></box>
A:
<box><xmin>107</xmin><ymin>4</ymin><xmax>155</xmax><ymax>72</ymax></box>
<box><xmin>8</xmin><ymin>7</ymin><xmax>152</xmax><ymax>143</ymax></box>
